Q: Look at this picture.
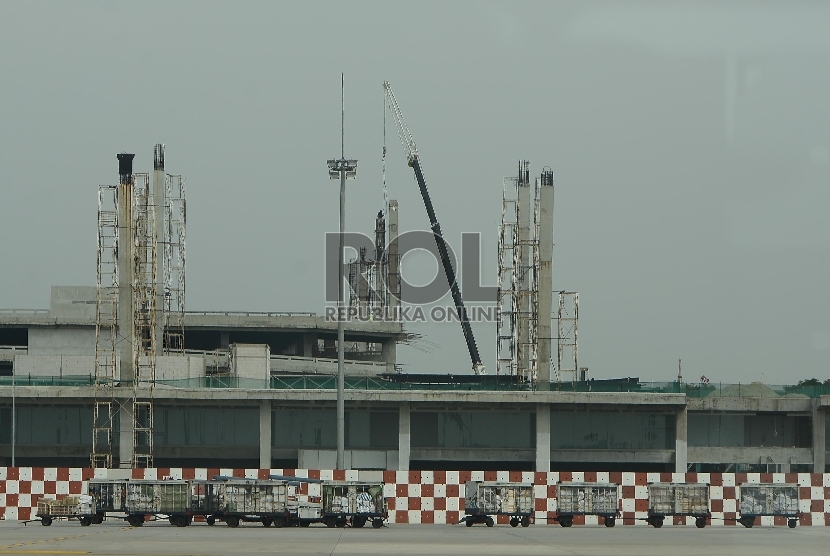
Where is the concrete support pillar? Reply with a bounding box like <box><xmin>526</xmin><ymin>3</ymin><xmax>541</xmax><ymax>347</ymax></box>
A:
<box><xmin>386</xmin><ymin>200</ymin><xmax>400</xmax><ymax>312</ymax></box>
<box><xmin>812</xmin><ymin>400</ymin><xmax>825</xmax><ymax>473</ymax></box>
<box><xmin>382</xmin><ymin>340</ymin><xmax>396</xmax><ymax>373</ymax></box>
<box><xmin>537</xmin><ymin>173</ymin><xmax>554</xmax><ymax>384</ymax></box>
<box><xmin>535</xmin><ymin>403</ymin><xmax>551</xmax><ymax>472</ymax></box>
<box><xmin>675</xmin><ymin>406</ymin><xmax>688</xmax><ymax>473</ymax></box>
<box><xmin>260</xmin><ymin>400</ymin><xmax>272</xmax><ymax>470</ymax></box>
<box><xmin>153</xmin><ymin>145</ymin><xmax>165</xmax><ymax>356</ymax></box>
<box><xmin>116</xmin><ymin>154</ymin><xmax>136</xmax><ymax>469</ymax></box>
<box><xmin>117</xmin><ymin>154</ymin><xmax>135</xmax><ymax>383</ymax></box>
<box><xmin>398</xmin><ymin>402</ymin><xmax>410</xmax><ymax>471</ymax></box>
<box><xmin>119</xmin><ymin>402</ymin><xmax>134</xmax><ymax>468</ymax></box>
<box><xmin>516</xmin><ymin>178</ymin><xmax>531</xmax><ymax>380</ymax></box>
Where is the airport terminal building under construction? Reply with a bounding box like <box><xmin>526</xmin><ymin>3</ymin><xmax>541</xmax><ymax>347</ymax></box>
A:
<box><xmin>0</xmin><ymin>146</ymin><xmax>828</xmax><ymax>477</ymax></box>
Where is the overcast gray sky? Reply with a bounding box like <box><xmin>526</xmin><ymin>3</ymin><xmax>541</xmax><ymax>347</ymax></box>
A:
<box><xmin>1</xmin><ymin>1</ymin><xmax>828</xmax><ymax>384</ymax></box>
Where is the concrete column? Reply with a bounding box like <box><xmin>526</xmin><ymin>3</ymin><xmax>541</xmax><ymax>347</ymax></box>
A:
<box><xmin>153</xmin><ymin>145</ymin><xmax>165</xmax><ymax>355</ymax></box>
<box><xmin>382</xmin><ymin>340</ymin><xmax>396</xmax><ymax>373</ymax></box>
<box><xmin>537</xmin><ymin>172</ymin><xmax>554</xmax><ymax>383</ymax></box>
<box><xmin>119</xmin><ymin>402</ymin><xmax>134</xmax><ymax>468</ymax></box>
<box><xmin>812</xmin><ymin>400</ymin><xmax>825</xmax><ymax>473</ymax></box>
<box><xmin>675</xmin><ymin>407</ymin><xmax>688</xmax><ymax>473</ymax></box>
<box><xmin>517</xmin><ymin>175</ymin><xmax>532</xmax><ymax>380</ymax></box>
<box><xmin>260</xmin><ymin>401</ymin><xmax>272</xmax><ymax>470</ymax></box>
<box><xmin>386</xmin><ymin>200</ymin><xmax>400</xmax><ymax>311</ymax></box>
<box><xmin>398</xmin><ymin>402</ymin><xmax>410</xmax><ymax>471</ymax></box>
<box><xmin>117</xmin><ymin>154</ymin><xmax>135</xmax><ymax>383</ymax></box>
<box><xmin>535</xmin><ymin>403</ymin><xmax>551</xmax><ymax>472</ymax></box>
<box><xmin>116</xmin><ymin>154</ymin><xmax>136</xmax><ymax>469</ymax></box>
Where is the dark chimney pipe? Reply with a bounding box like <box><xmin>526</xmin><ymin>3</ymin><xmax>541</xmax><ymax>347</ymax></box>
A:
<box><xmin>117</xmin><ymin>153</ymin><xmax>135</xmax><ymax>185</ymax></box>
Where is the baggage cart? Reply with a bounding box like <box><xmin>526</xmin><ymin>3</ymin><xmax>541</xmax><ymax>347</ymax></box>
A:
<box><xmin>738</xmin><ymin>483</ymin><xmax>800</xmax><ymax>528</ymax></box>
<box><xmin>322</xmin><ymin>482</ymin><xmax>387</xmax><ymax>529</ymax></box>
<box><xmin>125</xmin><ymin>480</ymin><xmax>190</xmax><ymax>527</ymax></box>
<box><xmin>85</xmin><ymin>478</ymin><xmax>129</xmax><ymax>525</ymax></box>
<box><xmin>35</xmin><ymin>495</ymin><xmax>96</xmax><ymax>527</ymax></box>
<box><xmin>555</xmin><ymin>483</ymin><xmax>619</xmax><ymax>527</ymax></box>
<box><xmin>646</xmin><ymin>483</ymin><xmax>709</xmax><ymax>528</ymax></box>
<box><xmin>463</xmin><ymin>482</ymin><xmax>534</xmax><ymax>528</ymax></box>
<box><xmin>192</xmin><ymin>479</ymin><xmax>291</xmax><ymax>528</ymax></box>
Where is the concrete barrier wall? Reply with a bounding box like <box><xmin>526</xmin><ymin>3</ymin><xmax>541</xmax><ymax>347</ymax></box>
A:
<box><xmin>1</xmin><ymin>467</ymin><xmax>828</xmax><ymax>526</ymax></box>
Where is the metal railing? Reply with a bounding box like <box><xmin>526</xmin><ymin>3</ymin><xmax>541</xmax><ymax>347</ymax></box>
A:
<box><xmin>0</xmin><ymin>374</ymin><xmax>828</xmax><ymax>397</ymax></box>
<box><xmin>185</xmin><ymin>310</ymin><xmax>317</xmax><ymax>317</ymax></box>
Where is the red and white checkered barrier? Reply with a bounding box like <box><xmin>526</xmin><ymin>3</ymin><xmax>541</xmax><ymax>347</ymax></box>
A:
<box><xmin>2</xmin><ymin>467</ymin><xmax>828</xmax><ymax>525</ymax></box>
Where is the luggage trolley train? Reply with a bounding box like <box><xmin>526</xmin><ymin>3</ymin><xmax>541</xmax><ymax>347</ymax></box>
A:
<box><xmin>34</xmin><ymin>477</ymin><xmax>805</xmax><ymax>529</ymax></box>
<box><xmin>36</xmin><ymin>477</ymin><xmax>384</xmax><ymax>528</ymax></box>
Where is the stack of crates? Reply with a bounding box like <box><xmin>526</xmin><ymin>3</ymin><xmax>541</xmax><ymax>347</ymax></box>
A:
<box><xmin>37</xmin><ymin>495</ymin><xmax>94</xmax><ymax>516</ymax></box>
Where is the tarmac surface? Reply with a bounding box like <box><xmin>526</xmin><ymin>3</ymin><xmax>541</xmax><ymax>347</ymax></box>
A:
<box><xmin>0</xmin><ymin>519</ymin><xmax>828</xmax><ymax>556</ymax></box>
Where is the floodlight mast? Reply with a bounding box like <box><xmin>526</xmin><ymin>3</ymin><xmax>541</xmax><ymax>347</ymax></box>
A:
<box><xmin>383</xmin><ymin>81</ymin><xmax>485</xmax><ymax>376</ymax></box>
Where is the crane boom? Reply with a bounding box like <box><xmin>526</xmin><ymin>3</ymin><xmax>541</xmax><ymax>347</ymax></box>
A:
<box><xmin>383</xmin><ymin>81</ymin><xmax>485</xmax><ymax>375</ymax></box>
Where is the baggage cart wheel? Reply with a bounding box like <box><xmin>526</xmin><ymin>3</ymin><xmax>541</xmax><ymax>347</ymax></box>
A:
<box><xmin>168</xmin><ymin>517</ymin><xmax>176</xmax><ymax>525</ymax></box>
<box><xmin>79</xmin><ymin>516</ymin><xmax>92</xmax><ymax>527</ymax></box>
<box><xmin>510</xmin><ymin>518</ymin><xmax>519</xmax><ymax>527</ymax></box>
<box><xmin>127</xmin><ymin>515</ymin><xmax>144</xmax><ymax>527</ymax></box>
<box><xmin>559</xmin><ymin>517</ymin><xmax>572</xmax><ymax>528</ymax></box>
<box><xmin>300</xmin><ymin>521</ymin><xmax>311</xmax><ymax>527</ymax></box>
<box><xmin>352</xmin><ymin>516</ymin><xmax>366</xmax><ymax>528</ymax></box>
<box><xmin>41</xmin><ymin>517</ymin><xmax>52</xmax><ymax>527</ymax></box>
<box><xmin>273</xmin><ymin>517</ymin><xmax>285</xmax><ymax>528</ymax></box>
<box><xmin>335</xmin><ymin>519</ymin><xmax>347</xmax><ymax>528</ymax></box>
<box><xmin>226</xmin><ymin>517</ymin><xmax>240</xmax><ymax>528</ymax></box>
<box><xmin>262</xmin><ymin>518</ymin><xmax>273</xmax><ymax>527</ymax></box>
<box><xmin>92</xmin><ymin>515</ymin><xmax>104</xmax><ymax>525</ymax></box>
<box><xmin>739</xmin><ymin>517</ymin><xmax>754</xmax><ymax>528</ymax></box>
<box><xmin>206</xmin><ymin>516</ymin><xmax>216</xmax><ymax>526</ymax></box>
<box><xmin>521</xmin><ymin>517</ymin><xmax>530</xmax><ymax>528</ymax></box>
<box><xmin>175</xmin><ymin>516</ymin><xmax>188</xmax><ymax>527</ymax></box>
<box><xmin>465</xmin><ymin>518</ymin><xmax>474</xmax><ymax>527</ymax></box>
<box><xmin>372</xmin><ymin>518</ymin><xmax>383</xmax><ymax>529</ymax></box>
<box><xmin>485</xmin><ymin>517</ymin><xmax>494</xmax><ymax>527</ymax></box>
<box><xmin>604</xmin><ymin>517</ymin><xmax>615</xmax><ymax>528</ymax></box>
<box><xmin>695</xmin><ymin>518</ymin><xmax>706</xmax><ymax>529</ymax></box>
<box><xmin>651</xmin><ymin>517</ymin><xmax>664</xmax><ymax>528</ymax></box>
<box><xmin>788</xmin><ymin>519</ymin><xmax>797</xmax><ymax>529</ymax></box>
<box><xmin>325</xmin><ymin>518</ymin><xmax>336</xmax><ymax>528</ymax></box>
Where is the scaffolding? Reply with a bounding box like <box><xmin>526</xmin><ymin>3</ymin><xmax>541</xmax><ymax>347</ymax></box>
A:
<box><xmin>163</xmin><ymin>174</ymin><xmax>186</xmax><ymax>354</ymax></box>
<box><xmin>496</xmin><ymin>161</ymin><xmax>539</xmax><ymax>383</ymax></box>
<box><xmin>556</xmin><ymin>291</ymin><xmax>579</xmax><ymax>383</ymax></box>
<box><xmin>496</xmin><ymin>179</ymin><xmax>518</xmax><ymax>377</ymax></box>
<box><xmin>131</xmin><ymin>173</ymin><xmax>157</xmax><ymax>468</ymax></box>
<box><xmin>92</xmin><ymin>186</ymin><xmax>119</xmax><ymax>469</ymax></box>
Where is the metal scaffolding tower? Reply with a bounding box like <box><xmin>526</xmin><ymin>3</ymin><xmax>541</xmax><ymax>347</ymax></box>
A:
<box><xmin>496</xmin><ymin>162</ymin><xmax>539</xmax><ymax>383</ymax></box>
<box><xmin>556</xmin><ymin>291</ymin><xmax>579</xmax><ymax>383</ymax></box>
<box><xmin>163</xmin><ymin>174</ymin><xmax>186</xmax><ymax>354</ymax></box>
<box><xmin>496</xmin><ymin>179</ymin><xmax>518</xmax><ymax>377</ymax></box>
<box><xmin>92</xmin><ymin>185</ymin><xmax>119</xmax><ymax>469</ymax></box>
